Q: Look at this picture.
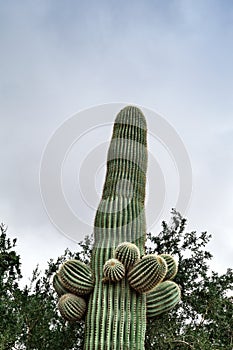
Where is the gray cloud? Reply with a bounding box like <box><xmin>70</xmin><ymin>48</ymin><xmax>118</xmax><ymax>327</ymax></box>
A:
<box><xmin>0</xmin><ymin>1</ymin><xmax>232</xmax><ymax>282</ymax></box>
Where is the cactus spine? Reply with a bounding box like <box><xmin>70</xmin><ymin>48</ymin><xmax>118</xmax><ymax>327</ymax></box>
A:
<box><xmin>53</xmin><ymin>106</ymin><xmax>181</xmax><ymax>349</ymax></box>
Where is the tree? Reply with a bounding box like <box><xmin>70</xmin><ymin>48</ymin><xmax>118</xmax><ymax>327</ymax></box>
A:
<box><xmin>0</xmin><ymin>212</ymin><xmax>232</xmax><ymax>349</ymax></box>
<box><xmin>0</xmin><ymin>223</ymin><xmax>22</xmax><ymax>349</ymax></box>
<box><xmin>145</xmin><ymin>209</ymin><xmax>233</xmax><ymax>349</ymax></box>
<box><xmin>0</xmin><ymin>224</ymin><xmax>91</xmax><ymax>350</ymax></box>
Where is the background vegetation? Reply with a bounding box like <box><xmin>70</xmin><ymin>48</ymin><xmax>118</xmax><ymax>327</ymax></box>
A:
<box><xmin>0</xmin><ymin>210</ymin><xmax>232</xmax><ymax>349</ymax></box>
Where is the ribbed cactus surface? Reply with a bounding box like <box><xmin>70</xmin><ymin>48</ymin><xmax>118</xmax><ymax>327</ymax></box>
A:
<box><xmin>58</xmin><ymin>293</ymin><xmax>86</xmax><ymax>321</ymax></box>
<box><xmin>53</xmin><ymin>106</ymin><xmax>181</xmax><ymax>349</ymax></box>
<box><xmin>146</xmin><ymin>281</ymin><xmax>181</xmax><ymax>317</ymax></box>
<box><xmin>103</xmin><ymin>258</ymin><xmax>125</xmax><ymax>282</ymax></box>
<box><xmin>159</xmin><ymin>254</ymin><xmax>178</xmax><ymax>281</ymax></box>
<box><xmin>85</xmin><ymin>106</ymin><xmax>148</xmax><ymax>350</ymax></box>
<box><xmin>53</xmin><ymin>273</ymin><xmax>70</xmax><ymax>296</ymax></box>
<box><xmin>128</xmin><ymin>255</ymin><xmax>167</xmax><ymax>293</ymax></box>
<box><xmin>59</xmin><ymin>259</ymin><xmax>94</xmax><ymax>295</ymax></box>
<box><xmin>115</xmin><ymin>242</ymin><xmax>140</xmax><ymax>269</ymax></box>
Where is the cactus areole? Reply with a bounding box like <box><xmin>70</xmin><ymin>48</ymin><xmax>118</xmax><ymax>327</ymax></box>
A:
<box><xmin>53</xmin><ymin>106</ymin><xmax>181</xmax><ymax>349</ymax></box>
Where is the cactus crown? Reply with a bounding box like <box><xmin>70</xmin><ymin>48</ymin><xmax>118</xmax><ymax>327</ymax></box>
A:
<box><xmin>102</xmin><ymin>106</ymin><xmax>147</xmax><ymax>204</ymax></box>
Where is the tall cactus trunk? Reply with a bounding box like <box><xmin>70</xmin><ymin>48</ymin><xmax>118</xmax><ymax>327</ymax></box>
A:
<box><xmin>84</xmin><ymin>106</ymin><xmax>148</xmax><ymax>349</ymax></box>
<box><xmin>53</xmin><ymin>106</ymin><xmax>181</xmax><ymax>350</ymax></box>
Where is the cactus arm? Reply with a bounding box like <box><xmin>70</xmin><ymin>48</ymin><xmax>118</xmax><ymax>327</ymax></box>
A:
<box><xmin>159</xmin><ymin>254</ymin><xmax>178</xmax><ymax>281</ymax></box>
<box><xmin>58</xmin><ymin>293</ymin><xmax>86</xmax><ymax>321</ymax></box>
<box><xmin>146</xmin><ymin>281</ymin><xmax>181</xmax><ymax>318</ymax></box>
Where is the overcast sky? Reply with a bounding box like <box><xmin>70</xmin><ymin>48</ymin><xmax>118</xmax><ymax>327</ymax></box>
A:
<box><xmin>1</xmin><ymin>0</ymin><xmax>232</xmax><ymax>285</ymax></box>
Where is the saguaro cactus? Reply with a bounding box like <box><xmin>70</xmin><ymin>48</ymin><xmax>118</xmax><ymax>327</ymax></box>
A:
<box><xmin>53</xmin><ymin>106</ymin><xmax>181</xmax><ymax>349</ymax></box>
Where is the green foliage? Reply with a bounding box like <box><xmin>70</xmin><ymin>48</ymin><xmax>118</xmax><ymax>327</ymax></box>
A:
<box><xmin>0</xmin><ymin>223</ymin><xmax>21</xmax><ymax>290</ymax></box>
<box><xmin>145</xmin><ymin>209</ymin><xmax>233</xmax><ymax>350</ymax></box>
<box><xmin>0</xmin><ymin>214</ymin><xmax>232</xmax><ymax>349</ymax></box>
<box><xmin>0</xmin><ymin>230</ymin><xmax>92</xmax><ymax>350</ymax></box>
<box><xmin>0</xmin><ymin>223</ymin><xmax>22</xmax><ymax>349</ymax></box>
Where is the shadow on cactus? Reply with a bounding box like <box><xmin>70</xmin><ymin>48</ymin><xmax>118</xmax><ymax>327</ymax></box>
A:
<box><xmin>52</xmin><ymin>106</ymin><xmax>181</xmax><ymax>349</ymax></box>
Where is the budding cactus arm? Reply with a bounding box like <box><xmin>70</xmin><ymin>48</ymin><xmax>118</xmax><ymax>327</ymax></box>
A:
<box><xmin>146</xmin><ymin>281</ymin><xmax>181</xmax><ymax>318</ymax></box>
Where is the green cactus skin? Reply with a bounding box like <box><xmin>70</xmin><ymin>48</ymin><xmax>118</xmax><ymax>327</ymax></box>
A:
<box><xmin>146</xmin><ymin>281</ymin><xmax>181</xmax><ymax>318</ymax></box>
<box><xmin>128</xmin><ymin>254</ymin><xmax>167</xmax><ymax>293</ymax></box>
<box><xmin>59</xmin><ymin>259</ymin><xmax>94</xmax><ymax>296</ymax></box>
<box><xmin>103</xmin><ymin>258</ymin><xmax>125</xmax><ymax>282</ymax></box>
<box><xmin>53</xmin><ymin>273</ymin><xmax>70</xmax><ymax>296</ymax></box>
<box><xmin>58</xmin><ymin>293</ymin><xmax>86</xmax><ymax>322</ymax></box>
<box><xmin>53</xmin><ymin>106</ymin><xmax>181</xmax><ymax>349</ymax></box>
<box><xmin>115</xmin><ymin>242</ymin><xmax>140</xmax><ymax>269</ymax></box>
<box><xmin>84</xmin><ymin>106</ymin><xmax>148</xmax><ymax>350</ymax></box>
<box><xmin>159</xmin><ymin>254</ymin><xmax>178</xmax><ymax>281</ymax></box>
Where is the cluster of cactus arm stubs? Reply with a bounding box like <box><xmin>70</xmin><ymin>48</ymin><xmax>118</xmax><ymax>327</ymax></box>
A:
<box><xmin>53</xmin><ymin>106</ymin><xmax>181</xmax><ymax>350</ymax></box>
